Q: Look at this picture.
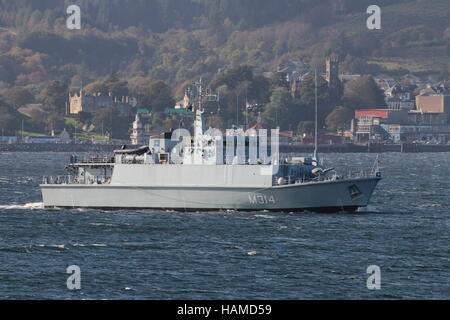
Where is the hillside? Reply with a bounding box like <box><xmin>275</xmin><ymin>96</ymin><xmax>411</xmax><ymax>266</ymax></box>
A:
<box><xmin>0</xmin><ymin>0</ymin><xmax>449</xmax><ymax>138</ymax></box>
<box><xmin>0</xmin><ymin>0</ymin><xmax>448</xmax><ymax>88</ymax></box>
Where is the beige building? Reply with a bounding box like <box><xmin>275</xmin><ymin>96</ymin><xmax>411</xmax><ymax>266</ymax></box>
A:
<box><xmin>130</xmin><ymin>111</ymin><xmax>152</xmax><ymax>145</ymax></box>
<box><xmin>416</xmin><ymin>94</ymin><xmax>450</xmax><ymax>118</ymax></box>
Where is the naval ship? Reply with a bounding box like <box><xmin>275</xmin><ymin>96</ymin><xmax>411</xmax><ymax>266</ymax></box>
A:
<box><xmin>40</xmin><ymin>81</ymin><xmax>381</xmax><ymax>213</ymax></box>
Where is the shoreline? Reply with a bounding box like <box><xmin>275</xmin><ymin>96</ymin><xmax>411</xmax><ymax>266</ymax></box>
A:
<box><xmin>1</xmin><ymin>143</ymin><xmax>450</xmax><ymax>153</ymax></box>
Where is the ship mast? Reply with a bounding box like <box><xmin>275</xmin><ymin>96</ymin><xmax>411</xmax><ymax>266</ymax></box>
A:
<box><xmin>191</xmin><ymin>79</ymin><xmax>220</xmax><ymax>146</ymax></box>
<box><xmin>314</xmin><ymin>69</ymin><xmax>319</xmax><ymax>162</ymax></box>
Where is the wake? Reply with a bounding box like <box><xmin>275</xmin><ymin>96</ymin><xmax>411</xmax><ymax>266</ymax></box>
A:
<box><xmin>0</xmin><ymin>202</ymin><xmax>44</xmax><ymax>210</ymax></box>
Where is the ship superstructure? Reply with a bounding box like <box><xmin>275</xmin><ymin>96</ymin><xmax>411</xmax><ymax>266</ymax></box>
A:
<box><xmin>40</xmin><ymin>80</ymin><xmax>381</xmax><ymax>213</ymax></box>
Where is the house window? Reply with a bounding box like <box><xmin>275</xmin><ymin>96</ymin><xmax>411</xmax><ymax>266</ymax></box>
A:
<box><xmin>154</xmin><ymin>140</ymin><xmax>160</xmax><ymax>147</ymax></box>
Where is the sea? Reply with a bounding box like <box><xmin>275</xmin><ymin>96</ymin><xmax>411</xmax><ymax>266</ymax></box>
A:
<box><xmin>0</xmin><ymin>152</ymin><xmax>449</xmax><ymax>300</ymax></box>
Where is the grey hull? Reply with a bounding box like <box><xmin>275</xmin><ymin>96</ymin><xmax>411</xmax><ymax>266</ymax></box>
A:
<box><xmin>41</xmin><ymin>177</ymin><xmax>381</xmax><ymax>213</ymax></box>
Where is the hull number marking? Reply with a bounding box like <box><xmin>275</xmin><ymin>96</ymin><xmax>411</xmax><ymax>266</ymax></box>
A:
<box><xmin>249</xmin><ymin>194</ymin><xmax>276</xmax><ymax>205</ymax></box>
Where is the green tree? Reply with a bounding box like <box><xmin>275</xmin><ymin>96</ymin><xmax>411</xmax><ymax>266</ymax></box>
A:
<box><xmin>42</xmin><ymin>80</ymin><xmax>68</xmax><ymax>114</ymax></box>
<box><xmin>106</xmin><ymin>79</ymin><xmax>129</xmax><ymax>97</ymax></box>
<box><xmin>270</xmin><ymin>72</ymin><xmax>289</xmax><ymax>89</ymax></box>
<box><xmin>141</xmin><ymin>80</ymin><xmax>175</xmax><ymax>112</ymax></box>
<box><xmin>342</xmin><ymin>76</ymin><xmax>386</xmax><ymax>109</ymax></box>
<box><xmin>84</xmin><ymin>81</ymin><xmax>109</xmax><ymax>95</ymax></box>
<box><xmin>0</xmin><ymin>105</ymin><xmax>17</xmax><ymax>135</ymax></box>
<box><xmin>45</xmin><ymin>112</ymin><xmax>65</xmax><ymax>134</ymax></box>
<box><xmin>248</xmin><ymin>75</ymin><xmax>271</xmax><ymax>103</ymax></box>
<box><xmin>27</xmin><ymin>109</ymin><xmax>48</xmax><ymax>134</ymax></box>
<box><xmin>325</xmin><ymin>106</ymin><xmax>354</xmax><ymax>131</ymax></box>
<box><xmin>297</xmin><ymin>121</ymin><xmax>315</xmax><ymax>136</ymax></box>
<box><xmin>298</xmin><ymin>74</ymin><xmax>336</xmax><ymax>126</ymax></box>
<box><xmin>2</xmin><ymin>87</ymin><xmax>34</xmax><ymax>109</ymax></box>
<box><xmin>262</xmin><ymin>87</ymin><xmax>294</xmax><ymax>129</ymax></box>
<box><xmin>92</xmin><ymin>107</ymin><xmax>114</xmax><ymax>136</ymax></box>
<box><xmin>210</xmin><ymin>65</ymin><xmax>254</xmax><ymax>90</ymax></box>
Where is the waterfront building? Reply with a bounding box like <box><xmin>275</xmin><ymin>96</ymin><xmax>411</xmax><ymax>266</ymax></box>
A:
<box><xmin>0</xmin><ymin>136</ymin><xmax>18</xmax><ymax>144</ymax></box>
<box><xmin>416</xmin><ymin>93</ymin><xmax>450</xmax><ymax>118</ymax></box>
<box><xmin>354</xmin><ymin>109</ymin><xmax>450</xmax><ymax>143</ymax></box>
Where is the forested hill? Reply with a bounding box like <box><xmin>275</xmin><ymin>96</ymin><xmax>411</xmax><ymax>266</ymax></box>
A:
<box><xmin>1</xmin><ymin>0</ymin><xmax>449</xmax><ymax>90</ymax></box>
<box><xmin>0</xmin><ymin>0</ymin><xmax>449</xmax><ymax>138</ymax></box>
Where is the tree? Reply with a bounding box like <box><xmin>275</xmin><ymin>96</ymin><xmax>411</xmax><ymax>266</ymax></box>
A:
<box><xmin>325</xmin><ymin>106</ymin><xmax>354</xmax><ymax>131</ymax></box>
<box><xmin>342</xmin><ymin>56</ymin><xmax>382</xmax><ymax>75</ymax></box>
<box><xmin>41</xmin><ymin>80</ymin><xmax>68</xmax><ymax>113</ymax></box>
<box><xmin>44</xmin><ymin>112</ymin><xmax>65</xmax><ymax>134</ymax></box>
<box><xmin>141</xmin><ymin>80</ymin><xmax>175</xmax><ymax>112</ymax></box>
<box><xmin>248</xmin><ymin>75</ymin><xmax>271</xmax><ymax>103</ymax></box>
<box><xmin>297</xmin><ymin>121</ymin><xmax>315</xmax><ymax>136</ymax></box>
<box><xmin>262</xmin><ymin>87</ymin><xmax>294</xmax><ymax>129</ymax></box>
<box><xmin>270</xmin><ymin>72</ymin><xmax>289</xmax><ymax>89</ymax></box>
<box><xmin>27</xmin><ymin>109</ymin><xmax>48</xmax><ymax>133</ymax></box>
<box><xmin>92</xmin><ymin>107</ymin><xmax>114</xmax><ymax>135</ymax></box>
<box><xmin>210</xmin><ymin>65</ymin><xmax>254</xmax><ymax>90</ymax></box>
<box><xmin>84</xmin><ymin>81</ymin><xmax>109</xmax><ymax>95</ymax></box>
<box><xmin>298</xmin><ymin>74</ymin><xmax>336</xmax><ymax>126</ymax></box>
<box><xmin>343</xmin><ymin>76</ymin><xmax>386</xmax><ymax>109</ymax></box>
<box><xmin>84</xmin><ymin>78</ymin><xmax>129</xmax><ymax>97</ymax></box>
<box><xmin>2</xmin><ymin>87</ymin><xmax>33</xmax><ymax>109</ymax></box>
<box><xmin>106</xmin><ymin>79</ymin><xmax>129</xmax><ymax>97</ymax></box>
<box><xmin>0</xmin><ymin>106</ymin><xmax>17</xmax><ymax>135</ymax></box>
<box><xmin>306</xmin><ymin>4</ymin><xmax>334</xmax><ymax>28</ymax></box>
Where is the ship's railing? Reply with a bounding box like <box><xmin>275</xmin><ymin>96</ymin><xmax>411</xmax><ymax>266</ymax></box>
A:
<box><xmin>274</xmin><ymin>169</ymin><xmax>380</xmax><ymax>186</ymax></box>
<box><xmin>70</xmin><ymin>156</ymin><xmax>115</xmax><ymax>164</ymax></box>
<box><xmin>83</xmin><ymin>156</ymin><xmax>115</xmax><ymax>164</ymax></box>
<box><xmin>118</xmin><ymin>158</ymin><xmax>146</xmax><ymax>165</ymax></box>
<box><xmin>43</xmin><ymin>175</ymin><xmax>111</xmax><ymax>185</ymax></box>
<box><xmin>43</xmin><ymin>175</ymin><xmax>73</xmax><ymax>185</ymax></box>
<box><xmin>336</xmin><ymin>170</ymin><xmax>380</xmax><ymax>179</ymax></box>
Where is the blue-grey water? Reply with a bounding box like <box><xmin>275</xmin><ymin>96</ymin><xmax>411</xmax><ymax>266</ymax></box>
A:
<box><xmin>0</xmin><ymin>152</ymin><xmax>449</xmax><ymax>300</ymax></box>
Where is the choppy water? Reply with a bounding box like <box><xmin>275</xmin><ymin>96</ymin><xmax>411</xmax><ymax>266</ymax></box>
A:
<box><xmin>0</xmin><ymin>152</ymin><xmax>449</xmax><ymax>300</ymax></box>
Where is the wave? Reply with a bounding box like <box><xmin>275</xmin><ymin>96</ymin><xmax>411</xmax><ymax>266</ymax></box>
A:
<box><xmin>0</xmin><ymin>202</ymin><xmax>44</xmax><ymax>210</ymax></box>
<box><xmin>89</xmin><ymin>223</ymin><xmax>114</xmax><ymax>227</ymax></box>
<box><xmin>71</xmin><ymin>243</ymin><xmax>108</xmax><ymax>247</ymax></box>
<box><xmin>254</xmin><ymin>214</ymin><xmax>276</xmax><ymax>219</ymax></box>
<box><xmin>0</xmin><ymin>243</ymin><xmax>109</xmax><ymax>252</ymax></box>
<box><xmin>35</xmin><ymin>244</ymin><xmax>66</xmax><ymax>249</ymax></box>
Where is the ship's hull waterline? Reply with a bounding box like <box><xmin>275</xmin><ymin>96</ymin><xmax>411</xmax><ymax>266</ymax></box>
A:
<box><xmin>40</xmin><ymin>177</ymin><xmax>381</xmax><ymax>213</ymax></box>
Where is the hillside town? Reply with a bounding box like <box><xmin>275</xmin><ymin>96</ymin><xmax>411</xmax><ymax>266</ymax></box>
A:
<box><xmin>2</xmin><ymin>56</ymin><xmax>448</xmax><ymax>151</ymax></box>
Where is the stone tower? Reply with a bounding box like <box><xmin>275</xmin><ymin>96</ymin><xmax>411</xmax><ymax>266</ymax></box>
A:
<box><xmin>326</xmin><ymin>54</ymin><xmax>340</xmax><ymax>87</ymax></box>
<box><xmin>326</xmin><ymin>54</ymin><xmax>342</xmax><ymax>98</ymax></box>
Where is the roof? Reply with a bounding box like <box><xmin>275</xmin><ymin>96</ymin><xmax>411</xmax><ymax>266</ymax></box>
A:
<box><xmin>279</xmin><ymin>131</ymin><xmax>293</xmax><ymax>137</ymax></box>
<box><xmin>356</xmin><ymin>109</ymin><xmax>389</xmax><ymax>118</ymax></box>
<box><xmin>27</xmin><ymin>136</ymin><xmax>56</xmax><ymax>139</ymax></box>
<box><xmin>137</xmin><ymin>108</ymin><xmax>151</xmax><ymax>114</ymax></box>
